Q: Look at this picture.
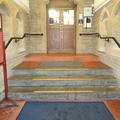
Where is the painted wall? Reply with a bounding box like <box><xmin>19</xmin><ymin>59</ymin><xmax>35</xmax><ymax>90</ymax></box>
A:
<box><xmin>94</xmin><ymin>0</ymin><xmax>111</xmax><ymax>11</ymax></box>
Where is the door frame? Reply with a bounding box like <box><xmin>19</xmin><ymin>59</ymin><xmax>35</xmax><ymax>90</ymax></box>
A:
<box><xmin>47</xmin><ymin>7</ymin><xmax>76</xmax><ymax>54</ymax></box>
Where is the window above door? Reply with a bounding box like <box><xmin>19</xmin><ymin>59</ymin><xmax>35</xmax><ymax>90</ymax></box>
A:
<box><xmin>63</xmin><ymin>10</ymin><xmax>74</xmax><ymax>25</ymax></box>
<box><xmin>49</xmin><ymin>9</ymin><xmax>60</xmax><ymax>25</ymax></box>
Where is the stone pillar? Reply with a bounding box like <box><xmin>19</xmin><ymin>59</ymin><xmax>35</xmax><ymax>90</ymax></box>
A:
<box><xmin>29</xmin><ymin>0</ymin><xmax>49</xmax><ymax>53</ymax></box>
<box><xmin>75</xmin><ymin>1</ymin><xmax>84</xmax><ymax>54</ymax></box>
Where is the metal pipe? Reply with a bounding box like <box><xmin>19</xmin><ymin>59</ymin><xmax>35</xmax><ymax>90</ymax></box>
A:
<box><xmin>5</xmin><ymin>33</ymin><xmax>44</xmax><ymax>49</ymax></box>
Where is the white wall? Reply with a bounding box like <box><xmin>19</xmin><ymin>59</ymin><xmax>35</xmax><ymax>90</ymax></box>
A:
<box><xmin>13</xmin><ymin>0</ymin><xmax>29</xmax><ymax>13</ymax></box>
<box><xmin>94</xmin><ymin>0</ymin><xmax>111</xmax><ymax>11</ymax></box>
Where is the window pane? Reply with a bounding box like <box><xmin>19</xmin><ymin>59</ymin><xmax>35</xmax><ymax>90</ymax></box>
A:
<box><xmin>63</xmin><ymin>10</ymin><xmax>74</xmax><ymax>18</ymax></box>
<box><xmin>69</xmin><ymin>18</ymin><xmax>74</xmax><ymax>25</ymax></box>
<box><xmin>49</xmin><ymin>9</ymin><xmax>60</xmax><ymax>25</ymax></box>
<box><xmin>64</xmin><ymin>10</ymin><xmax>69</xmax><ymax>18</ymax></box>
<box><xmin>69</xmin><ymin>10</ymin><xmax>74</xmax><ymax>17</ymax></box>
<box><xmin>49</xmin><ymin>10</ymin><xmax>59</xmax><ymax>18</ymax></box>
<box><xmin>49</xmin><ymin>18</ymin><xmax>59</xmax><ymax>25</ymax></box>
<box><xmin>64</xmin><ymin>18</ymin><xmax>69</xmax><ymax>25</ymax></box>
<box><xmin>63</xmin><ymin>10</ymin><xmax>74</xmax><ymax>25</ymax></box>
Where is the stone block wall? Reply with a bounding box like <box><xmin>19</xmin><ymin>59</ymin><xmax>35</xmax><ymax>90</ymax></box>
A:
<box><xmin>29</xmin><ymin>0</ymin><xmax>96</xmax><ymax>54</ymax></box>
<box><xmin>75</xmin><ymin>0</ymin><xmax>96</xmax><ymax>54</ymax></box>
<box><xmin>0</xmin><ymin>0</ymin><xmax>29</xmax><ymax>91</ymax></box>
<box><xmin>29</xmin><ymin>0</ymin><xmax>47</xmax><ymax>53</ymax></box>
<box><xmin>94</xmin><ymin>0</ymin><xmax>120</xmax><ymax>79</ymax></box>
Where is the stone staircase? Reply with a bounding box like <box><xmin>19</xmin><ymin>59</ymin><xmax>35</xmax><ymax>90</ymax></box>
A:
<box><xmin>8</xmin><ymin>54</ymin><xmax>120</xmax><ymax>100</ymax></box>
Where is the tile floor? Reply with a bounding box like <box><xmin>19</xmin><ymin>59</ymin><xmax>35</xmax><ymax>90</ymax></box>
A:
<box><xmin>0</xmin><ymin>54</ymin><xmax>119</xmax><ymax>120</ymax></box>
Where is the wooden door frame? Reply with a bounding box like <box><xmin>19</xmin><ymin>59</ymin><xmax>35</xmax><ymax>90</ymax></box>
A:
<box><xmin>47</xmin><ymin>7</ymin><xmax>77</xmax><ymax>54</ymax></box>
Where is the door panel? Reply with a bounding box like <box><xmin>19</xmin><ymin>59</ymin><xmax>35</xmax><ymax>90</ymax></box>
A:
<box><xmin>48</xmin><ymin>27</ymin><xmax>60</xmax><ymax>50</ymax></box>
<box><xmin>48</xmin><ymin>8</ymin><xmax>75</xmax><ymax>53</ymax></box>
<box><xmin>63</xmin><ymin>26</ymin><xmax>75</xmax><ymax>49</ymax></box>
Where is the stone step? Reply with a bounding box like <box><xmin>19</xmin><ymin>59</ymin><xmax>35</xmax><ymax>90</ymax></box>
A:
<box><xmin>8</xmin><ymin>86</ymin><xmax>120</xmax><ymax>100</ymax></box>
<box><xmin>12</xmin><ymin>67</ymin><xmax>113</xmax><ymax>76</ymax></box>
<box><xmin>8</xmin><ymin>75</ymin><xmax>119</xmax><ymax>86</ymax></box>
<box><xmin>25</xmin><ymin>54</ymin><xmax>99</xmax><ymax>62</ymax></box>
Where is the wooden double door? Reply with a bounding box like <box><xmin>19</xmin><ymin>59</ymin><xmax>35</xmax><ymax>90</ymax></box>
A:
<box><xmin>48</xmin><ymin>8</ymin><xmax>75</xmax><ymax>53</ymax></box>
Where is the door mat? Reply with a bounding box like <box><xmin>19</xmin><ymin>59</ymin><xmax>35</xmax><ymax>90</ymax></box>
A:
<box><xmin>17</xmin><ymin>101</ymin><xmax>115</xmax><ymax>120</ymax></box>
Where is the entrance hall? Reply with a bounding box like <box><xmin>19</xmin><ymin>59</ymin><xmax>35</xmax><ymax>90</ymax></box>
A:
<box><xmin>0</xmin><ymin>0</ymin><xmax>120</xmax><ymax>119</ymax></box>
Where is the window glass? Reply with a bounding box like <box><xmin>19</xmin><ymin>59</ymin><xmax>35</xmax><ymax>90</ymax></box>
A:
<box><xmin>63</xmin><ymin>10</ymin><xmax>74</xmax><ymax>25</ymax></box>
<box><xmin>49</xmin><ymin>9</ymin><xmax>60</xmax><ymax>25</ymax></box>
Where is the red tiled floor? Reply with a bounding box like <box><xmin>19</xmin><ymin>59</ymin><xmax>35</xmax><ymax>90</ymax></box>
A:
<box><xmin>82</xmin><ymin>61</ymin><xmax>109</xmax><ymax>68</ymax></box>
<box><xmin>0</xmin><ymin>100</ymin><xmax>120</xmax><ymax>120</ymax></box>
<box><xmin>18</xmin><ymin>62</ymin><xmax>40</xmax><ymax>68</ymax></box>
<box><xmin>17</xmin><ymin>54</ymin><xmax>108</xmax><ymax>68</ymax></box>
<box><xmin>25</xmin><ymin>54</ymin><xmax>99</xmax><ymax>62</ymax></box>
<box><xmin>0</xmin><ymin>100</ymin><xmax>25</xmax><ymax>120</ymax></box>
<box><xmin>104</xmin><ymin>100</ymin><xmax>120</xmax><ymax>120</ymax></box>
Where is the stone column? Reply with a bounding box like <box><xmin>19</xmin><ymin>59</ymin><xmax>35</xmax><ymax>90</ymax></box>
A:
<box><xmin>39</xmin><ymin>0</ymin><xmax>49</xmax><ymax>53</ymax></box>
<box><xmin>29</xmin><ymin>0</ymin><xmax>49</xmax><ymax>53</ymax></box>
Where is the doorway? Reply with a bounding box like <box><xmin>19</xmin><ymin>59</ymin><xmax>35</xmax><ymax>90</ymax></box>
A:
<box><xmin>48</xmin><ymin>8</ymin><xmax>75</xmax><ymax>53</ymax></box>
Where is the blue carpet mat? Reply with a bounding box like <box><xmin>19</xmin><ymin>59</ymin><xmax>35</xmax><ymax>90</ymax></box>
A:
<box><xmin>17</xmin><ymin>101</ymin><xmax>115</xmax><ymax>120</ymax></box>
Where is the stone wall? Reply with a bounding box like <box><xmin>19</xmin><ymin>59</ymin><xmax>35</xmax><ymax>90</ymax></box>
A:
<box><xmin>94</xmin><ymin>0</ymin><xmax>120</xmax><ymax>79</ymax></box>
<box><xmin>29</xmin><ymin>0</ymin><xmax>96</xmax><ymax>54</ymax></box>
<box><xmin>75</xmin><ymin>0</ymin><xmax>96</xmax><ymax>54</ymax></box>
<box><xmin>0</xmin><ymin>0</ymin><xmax>29</xmax><ymax>91</ymax></box>
<box><xmin>29</xmin><ymin>0</ymin><xmax>48</xmax><ymax>53</ymax></box>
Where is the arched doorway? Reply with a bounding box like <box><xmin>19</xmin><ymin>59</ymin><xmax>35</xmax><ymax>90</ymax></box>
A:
<box><xmin>47</xmin><ymin>0</ymin><xmax>76</xmax><ymax>53</ymax></box>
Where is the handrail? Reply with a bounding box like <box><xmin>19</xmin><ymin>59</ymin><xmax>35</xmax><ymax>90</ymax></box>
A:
<box><xmin>5</xmin><ymin>33</ymin><xmax>44</xmax><ymax>49</ymax></box>
<box><xmin>80</xmin><ymin>33</ymin><xmax>120</xmax><ymax>48</ymax></box>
